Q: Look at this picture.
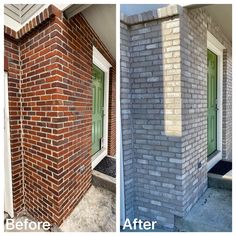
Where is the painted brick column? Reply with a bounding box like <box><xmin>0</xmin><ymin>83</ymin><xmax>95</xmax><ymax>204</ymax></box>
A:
<box><xmin>121</xmin><ymin>6</ymin><xmax>184</xmax><ymax>228</ymax></box>
<box><xmin>180</xmin><ymin>8</ymin><xmax>208</xmax><ymax>214</ymax></box>
<box><xmin>120</xmin><ymin>21</ymin><xmax>135</xmax><ymax>220</ymax></box>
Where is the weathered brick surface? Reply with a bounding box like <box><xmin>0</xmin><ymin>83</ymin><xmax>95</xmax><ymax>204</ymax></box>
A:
<box><xmin>120</xmin><ymin>5</ymin><xmax>232</xmax><ymax>228</ymax></box>
<box><xmin>4</xmin><ymin>4</ymin><xmax>116</xmax><ymax>226</ymax></box>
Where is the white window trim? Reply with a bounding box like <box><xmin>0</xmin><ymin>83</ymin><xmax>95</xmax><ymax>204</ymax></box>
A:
<box><xmin>4</xmin><ymin>72</ymin><xmax>14</xmax><ymax>218</ymax></box>
<box><xmin>207</xmin><ymin>31</ymin><xmax>225</xmax><ymax>171</ymax></box>
<box><xmin>92</xmin><ymin>46</ymin><xmax>111</xmax><ymax>169</ymax></box>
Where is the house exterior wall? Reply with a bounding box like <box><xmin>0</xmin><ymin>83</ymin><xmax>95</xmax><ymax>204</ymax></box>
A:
<box><xmin>203</xmin><ymin>9</ymin><xmax>232</xmax><ymax>161</ymax></box>
<box><xmin>120</xmin><ymin>5</ymin><xmax>232</xmax><ymax>228</ymax></box>
<box><xmin>179</xmin><ymin>5</ymin><xmax>232</xmax><ymax>214</ymax></box>
<box><xmin>4</xmin><ymin>5</ymin><xmax>116</xmax><ymax>226</ymax></box>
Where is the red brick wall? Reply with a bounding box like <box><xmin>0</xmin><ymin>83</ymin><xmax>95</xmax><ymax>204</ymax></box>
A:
<box><xmin>4</xmin><ymin>5</ymin><xmax>116</xmax><ymax>226</ymax></box>
<box><xmin>4</xmin><ymin>36</ymin><xmax>24</xmax><ymax>214</ymax></box>
<box><xmin>20</xmin><ymin>17</ymin><xmax>70</xmax><ymax>225</ymax></box>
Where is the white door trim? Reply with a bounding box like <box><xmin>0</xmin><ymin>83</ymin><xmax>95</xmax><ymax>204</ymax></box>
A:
<box><xmin>207</xmin><ymin>32</ymin><xmax>225</xmax><ymax>171</ymax></box>
<box><xmin>92</xmin><ymin>46</ymin><xmax>111</xmax><ymax>169</ymax></box>
<box><xmin>4</xmin><ymin>72</ymin><xmax>14</xmax><ymax>218</ymax></box>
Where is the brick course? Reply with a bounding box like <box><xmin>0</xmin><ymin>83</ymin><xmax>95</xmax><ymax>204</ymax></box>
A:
<box><xmin>4</xmin><ymin>5</ymin><xmax>116</xmax><ymax>226</ymax></box>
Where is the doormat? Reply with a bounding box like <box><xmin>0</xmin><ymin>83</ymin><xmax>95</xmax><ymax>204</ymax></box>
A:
<box><xmin>95</xmin><ymin>156</ymin><xmax>116</xmax><ymax>178</ymax></box>
<box><xmin>208</xmin><ymin>160</ymin><xmax>232</xmax><ymax>175</ymax></box>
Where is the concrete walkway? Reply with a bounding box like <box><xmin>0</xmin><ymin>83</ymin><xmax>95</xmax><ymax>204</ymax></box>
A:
<box><xmin>60</xmin><ymin>185</ymin><xmax>116</xmax><ymax>232</ymax></box>
<box><xmin>175</xmin><ymin>187</ymin><xmax>232</xmax><ymax>232</ymax></box>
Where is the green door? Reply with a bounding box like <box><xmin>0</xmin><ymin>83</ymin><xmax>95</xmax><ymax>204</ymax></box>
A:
<box><xmin>92</xmin><ymin>65</ymin><xmax>104</xmax><ymax>156</ymax></box>
<box><xmin>207</xmin><ymin>49</ymin><xmax>217</xmax><ymax>156</ymax></box>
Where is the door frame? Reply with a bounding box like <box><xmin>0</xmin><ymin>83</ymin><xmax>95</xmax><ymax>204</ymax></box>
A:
<box><xmin>207</xmin><ymin>32</ymin><xmax>225</xmax><ymax>171</ymax></box>
<box><xmin>92</xmin><ymin>46</ymin><xmax>111</xmax><ymax>169</ymax></box>
<box><xmin>4</xmin><ymin>71</ymin><xmax>14</xmax><ymax>218</ymax></box>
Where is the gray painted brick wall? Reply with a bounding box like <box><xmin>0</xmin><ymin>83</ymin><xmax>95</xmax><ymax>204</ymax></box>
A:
<box><xmin>120</xmin><ymin>5</ymin><xmax>232</xmax><ymax>228</ymax></box>
<box><xmin>180</xmin><ymin>8</ymin><xmax>209</xmax><ymax>213</ymax></box>
<box><xmin>120</xmin><ymin>22</ymin><xmax>135</xmax><ymax>220</ymax></box>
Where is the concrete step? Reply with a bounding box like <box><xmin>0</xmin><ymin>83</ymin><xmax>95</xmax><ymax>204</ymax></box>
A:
<box><xmin>208</xmin><ymin>172</ymin><xmax>232</xmax><ymax>190</ymax></box>
<box><xmin>208</xmin><ymin>162</ymin><xmax>232</xmax><ymax>191</ymax></box>
<box><xmin>92</xmin><ymin>170</ymin><xmax>116</xmax><ymax>193</ymax></box>
<box><xmin>208</xmin><ymin>160</ymin><xmax>232</xmax><ymax>190</ymax></box>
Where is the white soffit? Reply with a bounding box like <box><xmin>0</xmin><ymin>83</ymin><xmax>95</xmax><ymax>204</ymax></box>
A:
<box><xmin>184</xmin><ymin>4</ymin><xmax>232</xmax><ymax>41</ymax></box>
<box><xmin>82</xmin><ymin>4</ymin><xmax>116</xmax><ymax>58</ymax></box>
<box><xmin>204</xmin><ymin>4</ymin><xmax>232</xmax><ymax>41</ymax></box>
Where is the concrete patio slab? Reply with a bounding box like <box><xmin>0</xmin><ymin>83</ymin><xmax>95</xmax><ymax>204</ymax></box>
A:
<box><xmin>175</xmin><ymin>187</ymin><xmax>232</xmax><ymax>232</ymax></box>
<box><xmin>60</xmin><ymin>185</ymin><xmax>116</xmax><ymax>232</ymax></box>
